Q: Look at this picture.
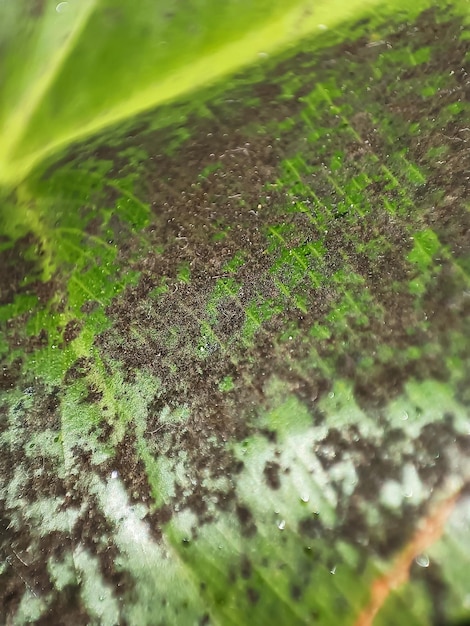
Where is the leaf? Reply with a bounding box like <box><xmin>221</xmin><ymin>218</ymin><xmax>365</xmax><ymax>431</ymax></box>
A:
<box><xmin>1</xmin><ymin>1</ymin><xmax>470</xmax><ymax>625</ymax></box>
<box><xmin>0</xmin><ymin>0</ymin><xmax>385</xmax><ymax>186</ymax></box>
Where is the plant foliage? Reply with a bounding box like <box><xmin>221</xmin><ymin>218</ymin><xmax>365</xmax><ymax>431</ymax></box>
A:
<box><xmin>1</xmin><ymin>1</ymin><xmax>470</xmax><ymax>624</ymax></box>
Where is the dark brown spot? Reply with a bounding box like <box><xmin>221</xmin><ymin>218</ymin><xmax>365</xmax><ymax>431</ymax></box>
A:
<box><xmin>63</xmin><ymin>319</ymin><xmax>83</xmax><ymax>343</ymax></box>
<box><xmin>240</xmin><ymin>555</ymin><xmax>252</xmax><ymax>579</ymax></box>
<box><xmin>263</xmin><ymin>461</ymin><xmax>281</xmax><ymax>490</ymax></box>
<box><xmin>236</xmin><ymin>504</ymin><xmax>257</xmax><ymax>537</ymax></box>
<box><xmin>246</xmin><ymin>587</ymin><xmax>260</xmax><ymax>605</ymax></box>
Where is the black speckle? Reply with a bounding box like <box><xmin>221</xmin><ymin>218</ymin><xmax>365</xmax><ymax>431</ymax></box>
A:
<box><xmin>240</xmin><ymin>555</ymin><xmax>252</xmax><ymax>579</ymax></box>
<box><xmin>0</xmin><ymin>358</ymin><xmax>22</xmax><ymax>391</ymax></box>
<box><xmin>80</xmin><ymin>384</ymin><xmax>103</xmax><ymax>405</ymax></box>
<box><xmin>233</xmin><ymin>460</ymin><xmax>245</xmax><ymax>474</ymax></box>
<box><xmin>236</xmin><ymin>504</ymin><xmax>257</xmax><ymax>537</ymax></box>
<box><xmin>246</xmin><ymin>587</ymin><xmax>260</xmax><ymax>605</ymax></box>
<box><xmin>63</xmin><ymin>319</ymin><xmax>83</xmax><ymax>343</ymax></box>
<box><xmin>199</xmin><ymin>614</ymin><xmax>210</xmax><ymax>626</ymax></box>
<box><xmin>298</xmin><ymin>514</ymin><xmax>321</xmax><ymax>539</ymax></box>
<box><xmin>263</xmin><ymin>461</ymin><xmax>281</xmax><ymax>489</ymax></box>
<box><xmin>291</xmin><ymin>584</ymin><xmax>302</xmax><ymax>601</ymax></box>
<box><xmin>80</xmin><ymin>300</ymin><xmax>99</xmax><ymax>314</ymax></box>
<box><xmin>64</xmin><ymin>357</ymin><xmax>92</xmax><ymax>383</ymax></box>
<box><xmin>259</xmin><ymin>428</ymin><xmax>277</xmax><ymax>442</ymax></box>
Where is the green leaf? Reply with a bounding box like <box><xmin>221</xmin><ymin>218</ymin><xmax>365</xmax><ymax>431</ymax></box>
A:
<box><xmin>1</xmin><ymin>1</ymin><xmax>470</xmax><ymax>625</ymax></box>
<box><xmin>0</xmin><ymin>0</ymin><xmax>388</xmax><ymax>186</ymax></box>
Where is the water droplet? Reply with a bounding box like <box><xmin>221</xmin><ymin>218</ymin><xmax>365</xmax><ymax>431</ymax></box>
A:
<box><xmin>277</xmin><ymin>519</ymin><xmax>286</xmax><ymax>531</ymax></box>
<box><xmin>415</xmin><ymin>553</ymin><xmax>430</xmax><ymax>568</ymax></box>
<box><xmin>318</xmin><ymin>24</ymin><xmax>328</xmax><ymax>31</ymax></box>
<box><xmin>404</xmin><ymin>489</ymin><xmax>413</xmax><ymax>498</ymax></box>
<box><xmin>330</xmin><ymin>565</ymin><xmax>336</xmax><ymax>574</ymax></box>
<box><xmin>401</xmin><ymin>411</ymin><xmax>409</xmax><ymax>421</ymax></box>
<box><xmin>258</xmin><ymin>51</ymin><xmax>269</xmax><ymax>59</ymax></box>
<box><xmin>111</xmin><ymin>470</ymin><xmax>119</xmax><ymax>479</ymax></box>
<box><xmin>328</xmin><ymin>391</ymin><xmax>335</xmax><ymax>399</ymax></box>
<box><xmin>300</xmin><ymin>495</ymin><xmax>310</xmax><ymax>503</ymax></box>
<box><xmin>99</xmin><ymin>595</ymin><xmax>104</xmax><ymax>601</ymax></box>
<box><xmin>56</xmin><ymin>1</ymin><xmax>68</xmax><ymax>12</ymax></box>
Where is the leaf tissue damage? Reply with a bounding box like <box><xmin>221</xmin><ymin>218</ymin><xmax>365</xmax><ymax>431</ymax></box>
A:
<box><xmin>1</xmin><ymin>4</ymin><xmax>470</xmax><ymax>626</ymax></box>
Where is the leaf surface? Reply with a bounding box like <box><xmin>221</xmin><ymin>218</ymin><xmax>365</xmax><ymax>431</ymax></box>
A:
<box><xmin>1</xmin><ymin>1</ymin><xmax>470</xmax><ymax>625</ymax></box>
<box><xmin>0</xmin><ymin>0</ymin><xmax>383</xmax><ymax>185</ymax></box>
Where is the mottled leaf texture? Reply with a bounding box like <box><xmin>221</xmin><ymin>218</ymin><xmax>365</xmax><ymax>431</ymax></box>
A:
<box><xmin>1</xmin><ymin>1</ymin><xmax>470</xmax><ymax>625</ymax></box>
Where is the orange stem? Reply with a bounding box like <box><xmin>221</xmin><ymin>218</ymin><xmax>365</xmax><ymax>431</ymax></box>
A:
<box><xmin>354</xmin><ymin>491</ymin><xmax>461</xmax><ymax>626</ymax></box>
